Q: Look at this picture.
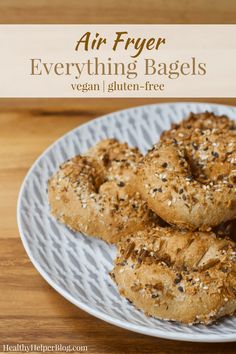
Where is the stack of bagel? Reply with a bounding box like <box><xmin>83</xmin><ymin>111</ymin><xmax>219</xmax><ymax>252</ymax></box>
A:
<box><xmin>48</xmin><ymin>111</ymin><xmax>236</xmax><ymax>325</ymax></box>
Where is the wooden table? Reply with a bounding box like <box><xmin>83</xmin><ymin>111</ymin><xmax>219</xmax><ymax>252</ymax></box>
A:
<box><xmin>1</xmin><ymin>1</ymin><xmax>236</xmax><ymax>353</ymax></box>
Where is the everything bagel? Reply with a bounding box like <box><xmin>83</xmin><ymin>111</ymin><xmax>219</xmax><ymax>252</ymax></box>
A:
<box><xmin>111</xmin><ymin>226</ymin><xmax>236</xmax><ymax>325</ymax></box>
<box><xmin>161</xmin><ymin>112</ymin><xmax>236</xmax><ymax>184</ymax></box>
<box><xmin>136</xmin><ymin>113</ymin><xmax>236</xmax><ymax>230</ymax></box>
<box><xmin>48</xmin><ymin>139</ymin><xmax>158</xmax><ymax>244</ymax></box>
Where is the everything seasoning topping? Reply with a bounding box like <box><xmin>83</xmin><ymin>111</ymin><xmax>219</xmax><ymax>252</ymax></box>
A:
<box><xmin>124</xmin><ymin>242</ymin><xmax>136</xmax><ymax>260</ymax></box>
<box><xmin>162</xmin><ymin>162</ymin><xmax>168</xmax><ymax>168</ymax></box>
<box><xmin>174</xmin><ymin>273</ymin><xmax>183</xmax><ymax>284</ymax></box>
<box><xmin>185</xmin><ymin>175</ymin><xmax>193</xmax><ymax>182</ymax></box>
<box><xmin>212</xmin><ymin>151</ymin><xmax>219</xmax><ymax>158</ymax></box>
<box><xmin>192</xmin><ymin>142</ymin><xmax>199</xmax><ymax>150</ymax></box>
<box><xmin>178</xmin><ymin>286</ymin><xmax>184</xmax><ymax>292</ymax></box>
<box><xmin>117</xmin><ymin>181</ymin><xmax>125</xmax><ymax>187</ymax></box>
<box><xmin>156</xmin><ymin>187</ymin><xmax>163</xmax><ymax>193</ymax></box>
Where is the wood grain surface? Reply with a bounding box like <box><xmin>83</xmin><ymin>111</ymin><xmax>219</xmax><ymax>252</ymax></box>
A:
<box><xmin>0</xmin><ymin>1</ymin><xmax>236</xmax><ymax>353</ymax></box>
<box><xmin>1</xmin><ymin>0</ymin><xmax>236</xmax><ymax>24</ymax></box>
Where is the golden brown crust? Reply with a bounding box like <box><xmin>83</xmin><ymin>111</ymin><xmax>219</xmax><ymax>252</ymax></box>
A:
<box><xmin>161</xmin><ymin>112</ymin><xmax>236</xmax><ymax>184</ymax></box>
<box><xmin>136</xmin><ymin>112</ymin><xmax>236</xmax><ymax>230</ymax></box>
<box><xmin>163</xmin><ymin>111</ymin><xmax>236</xmax><ymax>133</ymax></box>
<box><xmin>86</xmin><ymin>139</ymin><xmax>142</xmax><ymax>184</ymax></box>
<box><xmin>111</xmin><ymin>226</ymin><xmax>236</xmax><ymax>325</ymax></box>
<box><xmin>48</xmin><ymin>139</ymin><xmax>158</xmax><ymax>244</ymax></box>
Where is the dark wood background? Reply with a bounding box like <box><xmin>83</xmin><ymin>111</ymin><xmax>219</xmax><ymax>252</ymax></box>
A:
<box><xmin>0</xmin><ymin>1</ymin><xmax>236</xmax><ymax>353</ymax></box>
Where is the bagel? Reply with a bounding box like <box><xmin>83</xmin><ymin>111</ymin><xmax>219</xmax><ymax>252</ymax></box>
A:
<box><xmin>163</xmin><ymin>111</ymin><xmax>236</xmax><ymax>133</ymax></box>
<box><xmin>111</xmin><ymin>226</ymin><xmax>236</xmax><ymax>325</ymax></box>
<box><xmin>48</xmin><ymin>139</ymin><xmax>158</xmax><ymax>244</ymax></box>
<box><xmin>86</xmin><ymin>138</ymin><xmax>142</xmax><ymax>184</ymax></box>
<box><xmin>136</xmin><ymin>113</ymin><xmax>236</xmax><ymax>230</ymax></box>
<box><xmin>161</xmin><ymin>112</ymin><xmax>236</xmax><ymax>184</ymax></box>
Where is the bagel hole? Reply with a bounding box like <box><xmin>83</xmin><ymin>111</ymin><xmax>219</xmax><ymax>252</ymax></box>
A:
<box><xmin>183</xmin><ymin>151</ymin><xmax>210</xmax><ymax>184</ymax></box>
<box><xmin>91</xmin><ymin>174</ymin><xmax>107</xmax><ymax>193</ymax></box>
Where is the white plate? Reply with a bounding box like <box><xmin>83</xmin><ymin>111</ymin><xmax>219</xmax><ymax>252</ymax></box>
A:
<box><xmin>17</xmin><ymin>102</ymin><xmax>236</xmax><ymax>342</ymax></box>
